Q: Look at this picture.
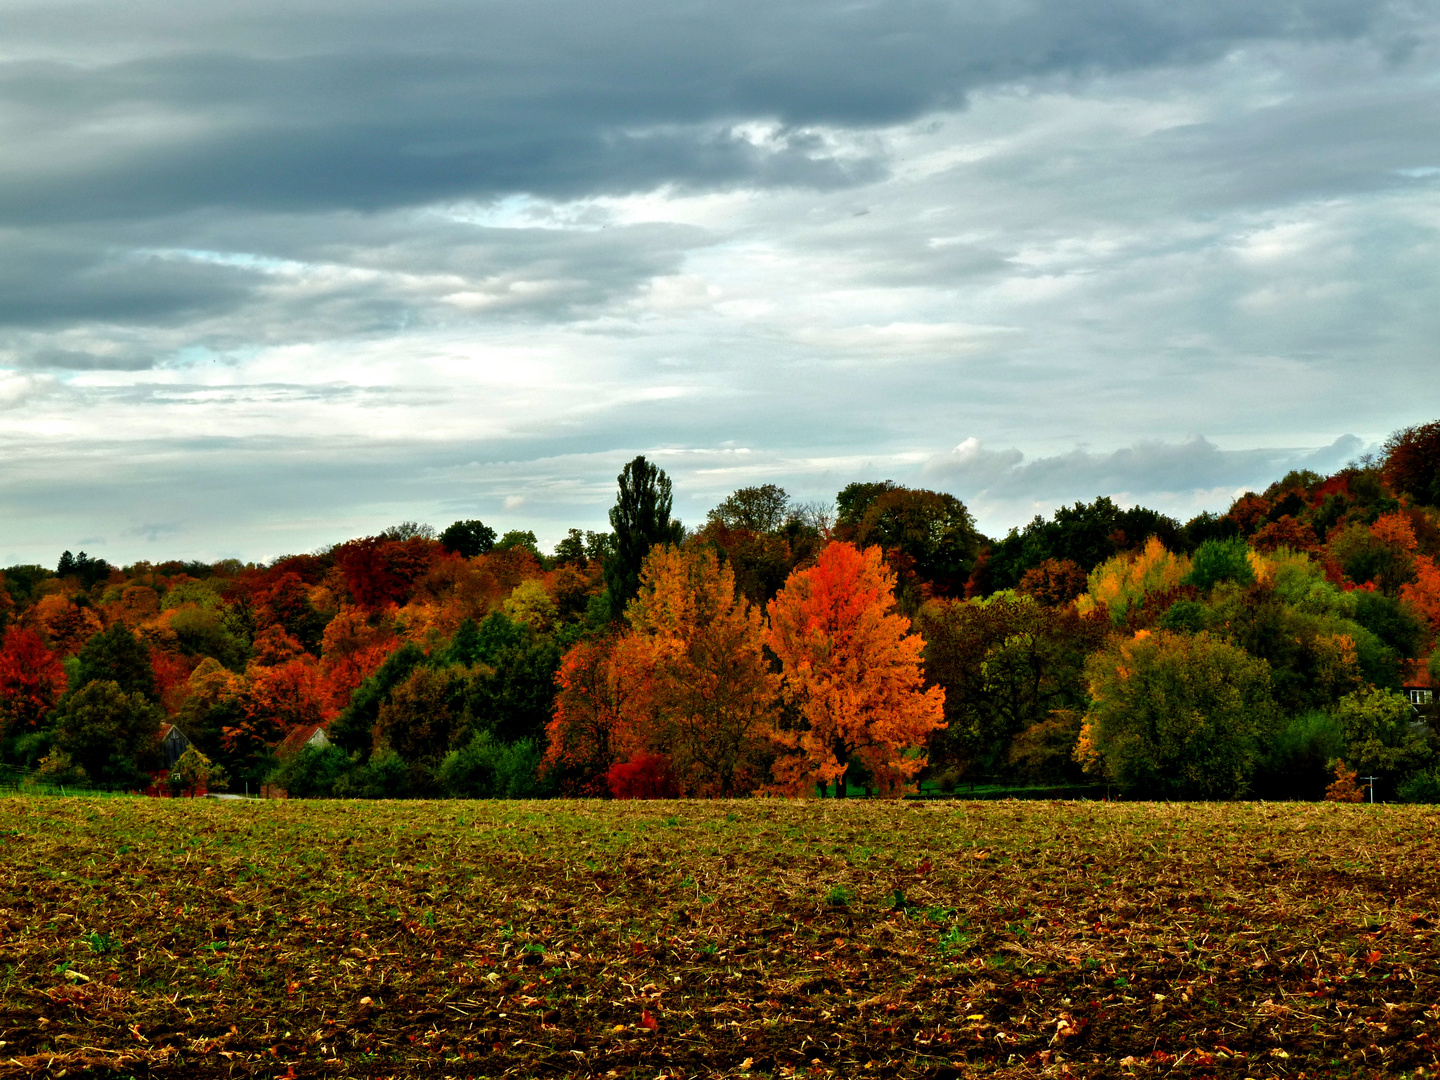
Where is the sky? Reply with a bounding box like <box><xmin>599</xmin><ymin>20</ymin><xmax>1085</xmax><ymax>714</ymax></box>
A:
<box><xmin>1</xmin><ymin>0</ymin><xmax>1438</xmax><ymax>567</ymax></box>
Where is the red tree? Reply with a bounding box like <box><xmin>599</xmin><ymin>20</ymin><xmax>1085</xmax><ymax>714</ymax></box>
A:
<box><xmin>0</xmin><ymin>627</ymin><xmax>65</xmax><ymax>739</ymax></box>
<box><xmin>1383</xmin><ymin>419</ymin><xmax>1440</xmax><ymax>507</ymax></box>
<box><xmin>334</xmin><ymin>537</ymin><xmax>440</xmax><ymax>609</ymax></box>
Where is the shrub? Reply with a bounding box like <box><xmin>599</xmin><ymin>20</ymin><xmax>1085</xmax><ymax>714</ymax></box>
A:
<box><xmin>1396</xmin><ymin>769</ymin><xmax>1440</xmax><ymax>804</ymax></box>
<box><xmin>334</xmin><ymin>747</ymin><xmax>410</xmax><ymax>799</ymax></box>
<box><xmin>1257</xmin><ymin>710</ymin><xmax>1346</xmax><ymax>800</ymax></box>
<box><xmin>268</xmin><ymin>744</ymin><xmax>350</xmax><ymax>798</ymax></box>
<box><xmin>1324</xmin><ymin>758</ymin><xmax>1364</xmax><ymax>802</ymax></box>
<box><xmin>172</xmin><ymin>746</ymin><xmax>228</xmax><ymax>794</ymax></box>
<box><xmin>607</xmin><ymin>753</ymin><xmax>680</xmax><ymax>799</ymax></box>
<box><xmin>438</xmin><ymin>734</ymin><xmax>543</xmax><ymax>799</ymax></box>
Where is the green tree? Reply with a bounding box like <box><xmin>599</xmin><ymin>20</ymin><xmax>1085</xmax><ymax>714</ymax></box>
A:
<box><xmin>53</xmin><ymin>680</ymin><xmax>162</xmax><ymax>789</ymax></box>
<box><xmin>605</xmin><ymin>456</ymin><xmax>684</xmax><ymax>620</ymax></box>
<box><xmin>1256</xmin><ymin>710</ymin><xmax>1347</xmax><ymax>800</ymax></box>
<box><xmin>1332</xmin><ymin>686</ymin><xmax>1433</xmax><ymax>790</ymax></box>
<box><xmin>835</xmin><ymin>481</ymin><xmax>901</xmax><ymax>528</ymax></box>
<box><xmin>1351</xmin><ymin>591</ymin><xmax>1427</xmax><ymax>660</ymax></box>
<box><xmin>553</xmin><ymin>528</ymin><xmax>588</xmax><ymax>567</ymax></box>
<box><xmin>1184</xmin><ymin>539</ymin><xmax>1255</xmax><ymax>592</ymax></box>
<box><xmin>71</xmin><ymin>623</ymin><xmax>158</xmax><ymax>702</ymax></box>
<box><xmin>707</xmin><ymin>484</ymin><xmax>791</xmax><ymax>533</ymax></box>
<box><xmin>1079</xmin><ymin>630</ymin><xmax>1279</xmax><ymax>798</ymax></box>
<box><xmin>56</xmin><ymin>550</ymin><xmax>112</xmax><ymax>591</ymax></box>
<box><xmin>1208</xmin><ymin>583</ymin><xmax>1377</xmax><ymax>712</ymax></box>
<box><xmin>585</xmin><ymin>531</ymin><xmax>616</xmax><ymax>565</ymax></box>
<box><xmin>167</xmin><ymin>604</ymin><xmax>249</xmax><ymax>669</ymax></box>
<box><xmin>333</xmin><ymin>747</ymin><xmax>410</xmax><ymax>798</ymax></box>
<box><xmin>462</xmin><ymin>614</ymin><xmax>563</xmax><ymax>746</ymax></box>
<box><xmin>440</xmin><ymin>520</ymin><xmax>497</xmax><ymax>558</ymax></box>
<box><xmin>327</xmin><ymin>642</ymin><xmax>427</xmax><ymax>758</ymax></box>
<box><xmin>374</xmin><ymin>665</ymin><xmax>472</xmax><ymax>775</ymax></box>
<box><xmin>977</xmin><ymin>497</ymin><xmax>1185</xmax><ymax>595</ymax></box>
<box><xmin>918</xmin><ymin>593</ymin><xmax>1107</xmax><ymax>784</ymax></box>
<box><xmin>438</xmin><ymin>733</ymin><xmax>544</xmax><ymax>798</ymax></box>
<box><xmin>496</xmin><ymin>530</ymin><xmax>542</xmax><ymax>558</ymax></box>
<box><xmin>849</xmin><ymin>487</ymin><xmax>983</xmax><ymax>601</ymax></box>
<box><xmin>381</xmin><ymin>521</ymin><xmax>436</xmax><ymax>541</ymax></box>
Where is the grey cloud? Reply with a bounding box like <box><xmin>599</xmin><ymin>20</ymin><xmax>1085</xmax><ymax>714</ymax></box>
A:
<box><xmin>1137</xmin><ymin>74</ymin><xmax>1440</xmax><ymax>214</ymax></box>
<box><xmin>0</xmin><ymin>0</ymin><xmax>1426</xmax><ymax>351</ymax></box>
<box><xmin>0</xmin><ymin>1</ymin><xmax>1434</xmax><ymax>565</ymax></box>
<box><xmin>0</xmin><ymin>0</ymin><xmax>1411</xmax><ymax>224</ymax></box>
<box><xmin>925</xmin><ymin>434</ymin><xmax>1368</xmax><ymax>503</ymax></box>
<box><xmin>0</xmin><ymin>233</ymin><xmax>256</xmax><ymax>329</ymax></box>
<box><xmin>0</xmin><ymin>213</ymin><xmax>704</xmax><ymax>338</ymax></box>
<box><xmin>17</xmin><ymin>348</ymin><xmax>154</xmax><ymax>371</ymax></box>
<box><xmin>0</xmin><ymin>371</ymin><xmax>57</xmax><ymax>410</ymax></box>
<box><xmin>123</xmin><ymin>521</ymin><xmax>183</xmax><ymax>542</ymax></box>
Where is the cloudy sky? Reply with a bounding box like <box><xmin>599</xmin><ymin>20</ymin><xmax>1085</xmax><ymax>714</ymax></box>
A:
<box><xmin>1</xmin><ymin>0</ymin><xmax>1437</xmax><ymax>566</ymax></box>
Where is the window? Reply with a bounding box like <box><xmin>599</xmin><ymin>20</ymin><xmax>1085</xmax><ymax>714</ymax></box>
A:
<box><xmin>1411</xmin><ymin>689</ymin><xmax>1434</xmax><ymax>706</ymax></box>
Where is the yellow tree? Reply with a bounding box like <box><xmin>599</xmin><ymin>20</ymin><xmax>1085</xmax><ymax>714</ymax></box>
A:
<box><xmin>766</xmin><ymin>542</ymin><xmax>945</xmax><ymax>797</ymax></box>
<box><xmin>626</xmin><ymin>545</ymin><xmax>780</xmax><ymax>796</ymax></box>
<box><xmin>1076</xmin><ymin>536</ymin><xmax>1191</xmax><ymax>623</ymax></box>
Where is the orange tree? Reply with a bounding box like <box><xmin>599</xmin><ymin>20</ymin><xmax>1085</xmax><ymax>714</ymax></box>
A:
<box><xmin>625</xmin><ymin>545</ymin><xmax>779</xmax><ymax>796</ymax></box>
<box><xmin>765</xmin><ymin>541</ymin><xmax>945</xmax><ymax>796</ymax></box>
<box><xmin>542</xmin><ymin>634</ymin><xmax>655</xmax><ymax>795</ymax></box>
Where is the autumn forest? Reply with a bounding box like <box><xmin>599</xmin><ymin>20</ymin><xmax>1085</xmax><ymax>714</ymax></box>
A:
<box><xmin>3</xmin><ymin>420</ymin><xmax>1439</xmax><ymax>804</ymax></box>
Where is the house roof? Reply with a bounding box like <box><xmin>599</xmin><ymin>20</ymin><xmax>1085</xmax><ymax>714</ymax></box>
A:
<box><xmin>157</xmin><ymin>724</ymin><xmax>191</xmax><ymax>745</ymax></box>
<box><xmin>155</xmin><ymin>723</ymin><xmax>194</xmax><ymax>769</ymax></box>
<box><xmin>275</xmin><ymin>723</ymin><xmax>329</xmax><ymax>760</ymax></box>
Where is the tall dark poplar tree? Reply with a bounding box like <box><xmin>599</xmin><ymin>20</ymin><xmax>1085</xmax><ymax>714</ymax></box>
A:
<box><xmin>605</xmin><ymin>455</ymin><xmax>684</xmax><ymax>621</ymax></box>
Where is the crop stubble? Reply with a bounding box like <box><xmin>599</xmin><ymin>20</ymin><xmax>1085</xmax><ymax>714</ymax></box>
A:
<box><xmin>0</xmin><ymin>798</ymin><xmax>1436</xmax><ymax>1078</ymax></box>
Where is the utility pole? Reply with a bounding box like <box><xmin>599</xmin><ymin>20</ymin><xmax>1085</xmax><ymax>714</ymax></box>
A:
<box><xmin>1362</xmin><ymin>777</ymin><xmax>1379</xmax><ymax>804</ymax></box>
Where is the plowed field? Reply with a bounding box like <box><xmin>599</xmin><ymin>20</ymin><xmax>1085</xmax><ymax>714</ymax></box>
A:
<box><xmin>1</xmin><ymin>797</ymin><xmax>1436</xmax><ymax>1078</ymax></box>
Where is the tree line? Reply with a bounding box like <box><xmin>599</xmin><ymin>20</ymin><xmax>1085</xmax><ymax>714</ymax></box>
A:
<box><xmin>2</xmin><ymin>419</ymin><xmax>1438</xmax><ymax>801</ymax></box>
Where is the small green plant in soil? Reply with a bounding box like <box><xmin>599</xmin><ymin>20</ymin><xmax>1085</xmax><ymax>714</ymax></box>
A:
<box><xmin>0</xmin><ymin>798</ymin><xmax>1435</xmax><ymax>1078</ymax></box>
